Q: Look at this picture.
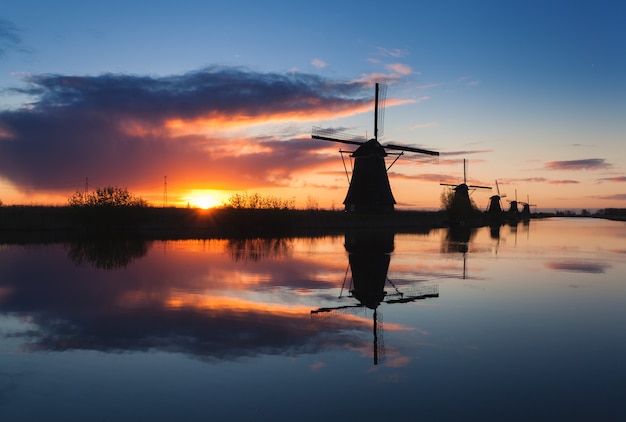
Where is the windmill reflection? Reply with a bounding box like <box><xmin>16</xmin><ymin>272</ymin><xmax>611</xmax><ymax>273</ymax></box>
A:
<box><xmin>441</xmin><ymin>226</ymin><xmax>478</xmax><ymax>279</ymax></box>
<box><xmin>312</xmin><ymin>230</ymin><xmax>439</xmax><ymax>365</ymax></box>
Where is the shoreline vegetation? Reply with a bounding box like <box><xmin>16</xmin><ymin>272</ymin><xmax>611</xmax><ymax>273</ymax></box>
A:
<box><xmin>1</xmin><ymin>205</ymin><xmax>625</xmax><ymax>243</ymax></box>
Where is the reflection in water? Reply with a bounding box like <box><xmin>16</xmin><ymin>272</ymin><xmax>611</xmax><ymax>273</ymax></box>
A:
<box><xmin>65</xmin><ymin>238</ymin><xmax>150</xmax><ymax>269</ymax></box>
<box><xmin>0</xmin><ymin>239</ymin><xmax>370</xmax><ymax>361</ymax></box>
<box><xmin>226</xmin><ymin>237</ymin><xmax>293</xmax><ymax>262</ymax></box>
<box><xmin>545</xmin><ymin>260</ymin><xmax>610</xmax><ymax>273</ymax></box>
<box><xmin>2</xmin><ymin>219</ymin><xmax>626</xmax><ymax>420</ymax></box>
<box><xmin>312</xmin><ymin>230</ymin><xmax>439</xmax><ymax>365</ymax></box>
<box><xmin>441</xmin><ymin>226</ymin><xmax>478</xmax><ymax>279</ymax></box>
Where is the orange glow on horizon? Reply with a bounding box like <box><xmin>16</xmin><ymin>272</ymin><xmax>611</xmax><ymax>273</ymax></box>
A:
<box><xmin>181</xmin><ymin>189</ymin><xmax>229</xmax><ymax>209</ymax></box>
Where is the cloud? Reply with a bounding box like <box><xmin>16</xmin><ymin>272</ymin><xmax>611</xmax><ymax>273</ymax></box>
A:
<box><xmin>311</xmin><ymin>58</ymin><xmax>327</xmax><ymax>68</ymax></box>
<box><xmin>597</xmin><ymin>176</ymin><xmax>626</xmax><ymax>183</ymax></box>
<box><xmin>0</xmin><ymin>18</ymin><xmax>23</xmax><ymax>57</ymax></box>
<box><xmin>544</xmin><ymin>158</ymin><xmax>611</xmax><ymax>171</ymax></box>
<box><xmin>386</xmin><ymin>63</ymin><xmax>414</xmax><ymax>75</ymax></box>
<box><xmin>376</xmin><ymin>47</ymin><xmax>409</xmax><ymax>58</ymax></box>
<box><xmin>0</xmin><ymin>67</ymin><xmax>379</xmax><ymax>194</ymax></box>
<box><xmin>410</xmin><ymin>122</ymin><xmax>438</xmax><ymax>130</ymax></box>
<box><xmin>548</xmin><ymin>179</ymin><xmax>580</xmax><ymax>184</ymax></box>
<box><xmin>439</xmin><ymin>150</ymin><xmax>492</xmax><ymax>157</ymax></box>
<box><xmin>457</xmin><ymin>76</ymin><xmax>480</xmax><ymax>86</ymax></box>
<box><xmin>595</xmin><ymin>194</ymin><xmax>626</xmax><ymax>201</ymax></box>
<box><xmin>502</xmin><ymin>177</ymin><xmax>579</xmax><ymax>185</ymax></box>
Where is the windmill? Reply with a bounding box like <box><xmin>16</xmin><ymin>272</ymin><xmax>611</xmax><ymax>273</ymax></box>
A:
<box><xmin>506</xmin><ymin>189</ymin><xmax>520</xmax><ymax>219</ymax></box>
<box><xmin>519</xmin><ymin>194</ymin><xmax>536</xmax><ymax>220</ymax></box>
<box><xmin>312</xmin><ymin>83</ymin><xmax>439</xmax><ymax>213</ymax></box>
<box><xmin>311</xmin><ymin>230</ymin><xmax>439</xmax><ymax>365</ymax></box>
<box><xmin>486</xmin><ymin>179</ymin><xmax>507</xmax><ymax>223</ymax></box>
<box><xmin>440</xmin><ymin>159</ymin><xmax>491</xmax><ymax>223</ymax></box>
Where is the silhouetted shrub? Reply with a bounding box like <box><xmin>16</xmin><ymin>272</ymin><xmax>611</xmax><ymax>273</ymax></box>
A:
<box><xmin>68</xmin><ymin>186</ymin><xmax>147</xmax><ymax>208</ymax></box>
<box><xmin>225</xmin><ymin>192</ymin><xmax>295</xmax><ymax>210</ymax></box>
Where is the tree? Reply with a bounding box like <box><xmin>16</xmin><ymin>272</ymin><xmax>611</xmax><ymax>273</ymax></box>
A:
<box><xmin>68</xmin><ymin>186</ymin><xmax>147</xmax><ymax>208</ymax></box>
<box><xmin>224</xmin><ymin>192</ymin><xmax>295</xmax><ymax>210</ymax></box>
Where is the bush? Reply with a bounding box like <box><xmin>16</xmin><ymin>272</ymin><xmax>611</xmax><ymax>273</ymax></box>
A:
<box><xmin>225</xmin><ymin>192</ymin><xmax>295</xmax><ymax>210</ymax></box>
<box><xmin>68</xmin><ymin>186</ymin><xmax>147</xmax><ymax>208</ymax></box>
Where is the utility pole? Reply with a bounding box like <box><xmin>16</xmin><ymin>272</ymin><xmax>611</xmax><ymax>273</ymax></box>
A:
<box><xmin>163</xmin><ymin>176</ymin><xmax>168</xmax><ymax>207</ymax></box>
<box><xmin>84</xmin><ymin>177</ymin><xmax>89</xmax><ymax>205</ymax></box>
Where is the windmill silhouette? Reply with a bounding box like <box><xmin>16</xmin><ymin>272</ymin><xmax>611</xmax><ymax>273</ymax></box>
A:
<box><xmin>519</xmin><ymin>194</ymin><xmax>536</xmax><ymax>220</ymax></box>
<box><xmin>486</xmin><ymin>179</ymin><xmax>507</xmax><ymax>223</ymax></box>
<box><xmin>506</xmin><ymin>189</ymin><xmax>520</xmax><ymax>219</ymax></box>
<box><xmin>312</xmin><ymin>83</ymin><xmax>439</xmax><ymax>213</ymax></box>
<box><xmin>440</xmin><ymin>159</ymin><xmax>491</xmax><ymax>223</ymax></box>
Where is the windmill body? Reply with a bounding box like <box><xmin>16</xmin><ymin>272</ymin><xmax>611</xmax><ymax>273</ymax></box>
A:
<box><xmin>519</xmin><ymin>195</ymin><xmax>536</xmax><ymax>220</ymax></box>
<box><xmin>343</xmin><ymin>139</ymin><xmax>396</xmax><ymax>213</ymax></box>
<box><xmin>440</xmin><ymin>159</ymin><xmax>491</xmax><ymax>223</ymax></box>
<box><xmin>487</xmin><ymin>179</ymin><xmax>506</xmax><ymax>223</ymax></box>
<box><xmin>312</xmin><ymin>83</ymin><xmax>438</xmax><ymax>213</ymax></box>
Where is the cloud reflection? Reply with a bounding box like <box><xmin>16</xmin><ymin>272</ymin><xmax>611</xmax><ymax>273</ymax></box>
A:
<box><xmin>0</xmin><ymin>241</ymin><xmax>371</xmax><ymax>362</ymax></box>
<box><xmin>545</xmin><ymin>260</ymin><xmax>610</xmax><ymax>274</ymax></box>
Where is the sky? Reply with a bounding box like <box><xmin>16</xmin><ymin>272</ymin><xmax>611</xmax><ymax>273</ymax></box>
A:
<box><xmin>1</xmin><ymin>0</ymin><xmax>625</xmax><ymax>211</ymax></box>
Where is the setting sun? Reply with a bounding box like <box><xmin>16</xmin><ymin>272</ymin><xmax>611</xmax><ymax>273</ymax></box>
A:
<box><xmin>184</xmin><ymin>190</ymin><xmax>227</xmax><ymax>209</ymax></box>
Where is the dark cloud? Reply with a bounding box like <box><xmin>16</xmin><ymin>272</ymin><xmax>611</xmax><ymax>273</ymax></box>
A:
<box><xmin>544</xmin><ymin>158</ymin><xmax>611</xmax><ymax>171</ymax></box>
<box><xmin>0</xmin><ymin>67</ymin><xmax>374</xmax><ymax>194</ymax></box>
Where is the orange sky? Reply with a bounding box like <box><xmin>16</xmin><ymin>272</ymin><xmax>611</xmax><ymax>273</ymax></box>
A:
<box><xmin>0</xmin><ymin>69</ymin><xmax>624</xmax><ymax>211</ymax></box>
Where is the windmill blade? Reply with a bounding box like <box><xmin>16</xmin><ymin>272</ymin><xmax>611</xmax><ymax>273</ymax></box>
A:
<box><xmin>312</xmin><ymin>135</ymin><xmax>366</xmax><ymax>146</ymax></box>
<box><xmin>311</xmin><ymin>303</ymin><xmax>364</xmax><ymax>314</ymax></box>
<box><xmin>384</xmin><ymin>143</ymin><xmax>439</xmax><ymax>156</ymax></box>
<box><xmin>377</xmin><ymin>83</ymin><xmax>387</xmax><ymax>139</ymax></box>
<box><xmin>468</xmin><ymin>185</ymin><xmax>492</xmax><ymax>190</ymax></box>
<box><xmin>312</xmin><ymin>126</ymin><xmax>366</xmax><ymax>146</ymax></box>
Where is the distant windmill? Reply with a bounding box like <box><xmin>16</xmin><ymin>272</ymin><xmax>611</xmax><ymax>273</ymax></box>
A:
<box><xmin>486</xmin><ymin>179</ymin><xmax>507</xmax><ymax>223</ymax></box>
<box><xmin>312</xmin><ymin>83</ymin><xmax>439</xmax><ymax>213</ymax></box>
<box><xmin>507</xmin><ymin>189</ymin><xmax>520</xmax><ymax>217</ymax></box>
<box><xmin>440</xmin><ymin>159</ymin><xmax>491</xmax><ymax>223</ymax></box>
<box><xmin>519</xmin><ymin>194</ymin><xmax>536</xmax><ymax>220</ymax></box>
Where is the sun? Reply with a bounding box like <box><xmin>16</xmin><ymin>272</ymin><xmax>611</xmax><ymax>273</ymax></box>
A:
<box><xmin>184</xmin><ymin>190</ymin><xmax>225</xmax><ymax>209</ymax></box>
<box><xmin>192</xmin><ymin>195</ymin><xmax>220</xmax><ymax>209</ymax></box>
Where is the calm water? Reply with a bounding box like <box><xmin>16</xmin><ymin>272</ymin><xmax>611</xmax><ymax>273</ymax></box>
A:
<box><xmin>1</xmin><ymin>218</ymin><xmax>625</xmax><ymax>421</ymax></box>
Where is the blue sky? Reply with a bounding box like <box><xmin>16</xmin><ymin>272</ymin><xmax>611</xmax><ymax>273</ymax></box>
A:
<box><xmin>1</xmin><ymin>0</ymin><xmax>625</xmax><ymax>209</ymax></box>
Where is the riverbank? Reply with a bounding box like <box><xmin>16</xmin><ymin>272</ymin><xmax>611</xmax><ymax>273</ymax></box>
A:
<box><xmin>0</xmin><ymin>206</ymin><xmax>448</xmax><ymax>242</ymax></box>
<box><xmin>1</xmin><ymin>205</ymin><xmax>622</xmax><ymax>243</ymax></box>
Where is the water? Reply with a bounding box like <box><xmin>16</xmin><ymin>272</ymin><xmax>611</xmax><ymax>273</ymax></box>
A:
<box><xmin>1</xmin><ymin>218</ymin><xmax>625</xmax><ymax>421</ymax></box>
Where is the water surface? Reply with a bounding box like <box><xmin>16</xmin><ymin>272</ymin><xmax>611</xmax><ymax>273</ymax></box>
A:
<box><xmin>1</xmin><ymin>218</ymin><xmax>625</xmax><ymax>421</ymax></box>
